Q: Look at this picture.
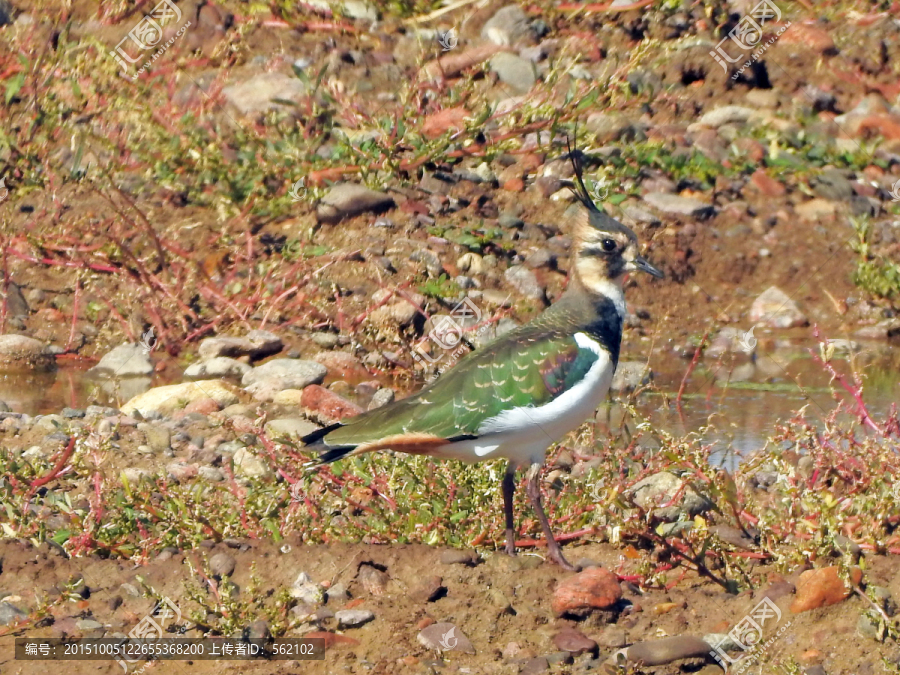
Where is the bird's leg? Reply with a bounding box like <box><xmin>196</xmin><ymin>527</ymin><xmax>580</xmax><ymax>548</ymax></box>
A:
<box><xmin>525</xmin><ymin>463</ymin><xmax>576</xmax><ymax>571</ymax></box>
<box><xmin>502</xmin><ymin>463</ymin><xmax>517</xmax><ymax>556</ymax></box>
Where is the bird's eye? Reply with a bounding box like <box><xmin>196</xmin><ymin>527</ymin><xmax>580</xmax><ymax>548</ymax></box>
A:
<box><xmin>601</xmin><ymin>239</ymin><xmax>617</xmax><ymax>252</ymax></box>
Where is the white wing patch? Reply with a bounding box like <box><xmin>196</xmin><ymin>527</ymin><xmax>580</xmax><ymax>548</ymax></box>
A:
<box><xmin>474</xmin><ymin>332</ymin><xmax>614</xmax><ymax>444</ymax></box>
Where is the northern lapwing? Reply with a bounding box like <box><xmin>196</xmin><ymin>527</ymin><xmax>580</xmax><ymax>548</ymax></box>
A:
<box><xmin>303</xmin><ymin>152</ymin><xmax>663</xmax><ymax>570</ymax></box>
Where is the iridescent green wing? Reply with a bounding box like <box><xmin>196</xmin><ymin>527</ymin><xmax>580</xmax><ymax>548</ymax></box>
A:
<box><xmin>322</xmin><ymin>331</ymin><xmax>600</xmax><ymax>445</ymax></box>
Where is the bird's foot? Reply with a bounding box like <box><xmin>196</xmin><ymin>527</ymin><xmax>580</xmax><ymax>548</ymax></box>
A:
<box><xmin>505</xmin><ymin>527</ymin><xmax>517</xmax><ymax>556</ymax></box>
<box><xmin>547</xmin><ymin>541</ymin><xmax>577</xmax><ymax>571</ymax></box>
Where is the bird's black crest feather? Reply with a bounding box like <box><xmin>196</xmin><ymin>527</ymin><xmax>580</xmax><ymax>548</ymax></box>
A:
<box><xmin>566</xmin><ymin>134</ymin><xmax>600</xmax><ymax>214</ymax></box>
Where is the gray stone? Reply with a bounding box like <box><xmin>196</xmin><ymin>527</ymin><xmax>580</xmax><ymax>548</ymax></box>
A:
<box><xmin>199</xmin><ymin>466</ymin><xmax>225</xmax><ymax>482</ymax></box>
<box><xmin>264</xmin><ymin>418</ymin><xmax>319</xmax><ymax>439</ymax></box>
<box><xmin>810</xmin><ymin>169</ymin><xmax>854</xmax><ymax>201</ymax></box>
<box><xmin>316</xmin><ymin>183</ymin><xmax>395</xmax><ymax>224</ymax></box>
<box><xmin>121</xmin><ymin>380</ymin><xmax>241</xmax><ymax>416</ymax></box>
<box><xmin>88</xmin><ymin>343</ymin><xmax>154</xmax><ymax>377</ymax></box>
<box><xmin>76</xmin><ymin>619</ymin><xmax>104</xmax><ymax>631</ymax></box>
<box><xmin>368</xmin><ymin>388</ymin><xmax>394</xmax><ymax>410</ymax></box>
<box><xmin>339</xmin><ymin>0</ymin><xmax>377</xmax><ymax>21</ymax></box>
<box><xmin>138</xmin><ymin>423</ymin><xmax>171</xmax><ymax>453</ymax></box>
<box><xmin>0</xmin><ymin>601</ymin><xmax>27</xmax><ymax>626</ymax></box>
<box><xmin>223</xmin><ymin>73</ymin><xmax>306</xmax><ymax>116</ymax></box>
<box><xmin>643</xmin><ymin>192</ymin><xmax>715</xmax><ymax>219</ymax></box>
<box><xmin>749</xmin><ymin>286</ymin><xmax>807</xmax><ymax>328</ymax></box>
<box><xmin>622</xmin><ymin>205</ymin><xmax>661</xmax><ymax>226</ymax></box>
<box><xmin>489</xmin><ymin>53</ymin><xmax>536</xmax><ymax>95</ymax></box>
<box><xmin>482</xmin><ymin>5</ymin><xmax>531</xmax><ymax>46</ymax></box>
<box><xmin>242</xmin><ymin>359</ymin><xmax>327</xmax><ymax>390</ymax></box>
<box><xmin>611</xmin><ymin>362</ymin><xmax>651</xmax><ymax>391</ymax></box>
<box><xmin>586</xmin><ymin>111</ymin><xmax>635</xmax><ymax>143</ymax></box>
<box><xmin>0</xmin><ymin>279</ymin><xmax>28</xmax><ymax>318</ymax></box>
<box><xmin>857</xmin><ymin>613</ymin><xmax>885</xmax><ymax>641</ymax></box>
<box><xmin>628</xmin><ymin>471</ymin><xmax>713</xmax><ymax>522</ymax></box>
<box><xmin>698</xmin><ymin>105</ymin><xmax>756</xmax><ymax>127</ymax></box>
<box><xmin>232</xmin><ymin>447</ymin><xmax>271</xmax><ymax>478</ymax></box>
<box><xmin>184</xmin><ymin>357</ymin><xmax>252</xmax><ymax>380</ymax></box>
<box><xmin>417</xmin><ymin>622</ymin><xmax>476</xmax><ymax>654</ymax></box>
<box><xmin>198</xmin><ymin>330</ymin><xmax>282</xmax><ymax>361</ymax></box>
<box><xmin>617</xmin><ymin>635</ymin><xmax>710</xmax><ymax>666</ymax></box>
<box><xmin>335</xmin><ymin>609</ymin><xmax>375</xmax><ymax>628</ymax></box>
<box><xmin>290</xmin><ymin>572</ymin><xmax>324</xmax><ymax>605</ymax></box>
<box><xmin>0</xmin><ymin>334</ymin><xmax>54</xmax><ymax>371</ymax></box>
<box><xmin>210</xmin><ymin>552</ymin><xmax>237</xmax><ymax>577</ymax></box>
<box><xmin>504</xmin><ymin>265</ymin><xmax>545</xmax><ymax>301</ymax></box>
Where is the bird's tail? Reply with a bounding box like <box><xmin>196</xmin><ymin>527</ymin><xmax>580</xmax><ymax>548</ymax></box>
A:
<box><xmin>300</xmin><ymin>423</ymin><xmax>357</xmax><ymax>469</ymax></box>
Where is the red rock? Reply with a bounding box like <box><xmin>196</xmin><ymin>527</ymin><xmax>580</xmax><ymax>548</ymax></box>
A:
<box><xmin>421</xmin><ymin>107</ymin><xmax>469</xmax><ymax>139</ymax></box>
<box><xmin>303</xmin><ymin>631</ymin><xmax>359</xmax><ymax>650</ymax></box>
<box><xmin>749</xmin><ymin>169</ymin><xmax>786</xmax><ymax>197</ymax></box>
<box><xmin>778</xmin><ymin>22</ymin><xmax>835</xmax><ymax>53</ymax></box>
<box><xmin>422</xmin><ymin>43</ymin><xmax>508</xmax><ymax>80</ymax></box>
<box><xmin>302</xmin><ymin>384</ymin><xmax>362</xmax><ymax>422</ymax></box>
<box><xmin>184</xmin><ymin>397</ymin><xmax>221</xmax><ymax>414</ymax></box>
<box><xmin>856</xmin><ymin>114</ymin><xmax>900</xmax><ymax>141</ymax></box>
<box><xmin>552</xmin><ymin>627</ymin><xmax>597</xmax><ymax>655</ymax></box>
<box><xmin>790</xmin><ymin>566</ymin><xmax>862</xmax><ymax>613</ymax></box>
<box><xmin>313</xmin><ymin>351</ymin><xmax>370</xmax><ymax>381</ymax></box>
<box><xmin>502</xmin><ymin>177</ymin><xmax>525</xmax><ymax>192</ymax></box>
<box><xmin>551</xmin><ymin>567</ymin><xmax>622</xmax><ymax>617</ymax></box>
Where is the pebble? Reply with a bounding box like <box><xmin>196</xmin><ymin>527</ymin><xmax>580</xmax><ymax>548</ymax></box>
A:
<box><xmin>290</xmin><ymin>573</ymin><xmax>324</xmax><ymax>605</ymax></box>
<box><xmin>0</xmin><ymin>601</ymin><xmax>27</xmax><ymax>626</ymax></box>
<box><xmin>242</xmin><ymin>359</ymin><xmax>327</xmax><ymax>399</ymax></box>
<box><xmin>628</xmin><ymin>471</ymin><xmax>713</xmax><ymax>522</ymax></box>
<box><xmin>209</xmin><ymin>552</ymin><xmax>236</xmax><ymax>577</ymax></box>
<box><xmin>611</xmin><ymin>362</ymin><xmax>651</xmax><ymax>391</ymax></box>
<box><xmin>121</xmin><ymin>380</ymin><xmax>242</xmax><ymax>416</ymax></box>
<box><xmin>439</xmin><ymin>549</ymin><xmax>479</xmax><ymax>566</ymax></box>
<box><xmin>357</xmin><ymin>564</ymin><xmax>390</xmax><ymax>596</ymax></box>
<box><xmin>643</xmin><ymin>192</ymin><xmax>715</xmax><ymax>219</ymax></box>
<box><xmin>504</xmin><ymin>265</ymin><xmax>545</xmax><ymax>302</ymax></box>
<box><xmin>795</xmin><ymin>197</ymin><xmax>839</xmax><ymax>222</ymax></box>
<box><xmin>198</xmin><ymin>330</ymin><xmax>282</xmax><ymax>361</ymax></box>
<box><xmin>264</xmin><ymin>418</ymin><xmax>318</xmax><ymax>439</ymax></box>
<box><xmin>697</xmin><ymin>105</ymin><xmax>757</xmax><ymax>128</ymax></box>
<box><xmin>184</xmin><ymin>357</ymin><xmax>252</xmax><ymax>380</ymax></box>
<box><xmin>520</xmin><ymin>656</ymin><xmax>550</xmax><ymax>674</ymax></box>
<box><xmin>232</xmin><ymin>447</ymin><xmax>271</xmax><ymax>478</ymax></box>
<box><xmin>410</xmin><ymin>575</ymin><xmax>445</xmax><ymax>603</ymax></box>
<box><xmin>223</xmin><ymin>72</ymin><xmax>306</xmax><ymax>116</ymax></box>
<box><xmin>617</xmin><ymin>635</ymin><xmax>711</xmax><ymax>666</ymax></box>
<box><xmin>790</xmin><ymin>566</ymin><xmax>862</xmax><ymax>613</ymax></box>
<box><xmin>551</xmin><ymin>567</ymin><xmax>622</xmax><ymax>617</ymax></box>
<box><xmin>335</xmin><ymin>609</ymin><xmax>375</xmax><ymax>628</ymax></box>
<box><xmin>553</xmin><ymin>627</ymin><xmax>597</xmax><ymax>655</ymax></box>
<box><xmin>87</xmin><ymin>343</ymin><xmax>153</xmax><ymax>377</ymax></box>
<box><xmin>301</xmin><ymin>384</ymin><xmax>363</xmax><ymax>422</ymax></box>
<box><xmin>489</xmin><ymin>52</ymin><xmax>536</xmax><ymax>95</ymax></box>
<box><xmin>313</xmin><ymin>351</ymin><xmax>368</xmax><ymax>380</ymax></box>
<box><xmin>417</xmin><ymin>622</ymin><xmax>475</xmax><ymax>654</ymax></box>
<box><xmin>749</xmin><ymin>286</ymin><xmax>808</xmax><ymax>328</ymax></box>
<box><xmin>367</xmin><ymin>388</ymin><xmax>394</xmax><ymax>410</ymax></box>
<box><xmin>138</xmin><ymin>423</ymin><xmax>171</xmax><ymax>453</ymax></box>
<box><xmin>316</xmin><ymin>183</ymin><xmax>395</xmax><ymax>224</ymax></box>
<box><xmin>586</xmin><ymin>111</ymin><xmax>635</xmax><ymax>143</ymax></box>
<box><xmin>245</xmin><ymin>619</ymin><xmax>270</xmax><ymax>640</ymax></box>
<box><xmin>481</xmin><ymin>5</ymin><xmax>531</xmax><ymax>46</ymax></box>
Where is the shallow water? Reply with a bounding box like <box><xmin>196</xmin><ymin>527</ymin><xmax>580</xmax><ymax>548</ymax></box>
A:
<box><xmin>2</xmin><ymin>339</ymin><xmax>897</xmax><ymax>465</ymax></box>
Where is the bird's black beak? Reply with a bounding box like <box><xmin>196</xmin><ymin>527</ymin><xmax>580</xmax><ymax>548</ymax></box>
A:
<box><xmin>631</xmin><ymin>255</ymin><xmax>664</xmax><ymax>279</ymax></box>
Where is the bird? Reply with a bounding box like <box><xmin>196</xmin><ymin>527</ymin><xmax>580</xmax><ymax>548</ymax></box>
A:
<box><xmin>302</xmin><ymin>150</ymin><xmax>663</xmax><ymax>570</ymax></box>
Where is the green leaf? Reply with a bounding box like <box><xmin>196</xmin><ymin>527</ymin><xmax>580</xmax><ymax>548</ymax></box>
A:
<box><xmin>5</xmin><ymin>73</ymin><xmax>25</xmax><ymax>105</ymax></box>
<box><xmin>52</xmin><ymin>529</ymin><xmax>71</xmax><ymax>545</ymax></box>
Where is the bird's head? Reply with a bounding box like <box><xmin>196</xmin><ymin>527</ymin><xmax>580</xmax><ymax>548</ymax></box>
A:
<box><xmin>566</xmin><ymin>149</ymin><xmax>663</xmax><ymax>294</ymax></box>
